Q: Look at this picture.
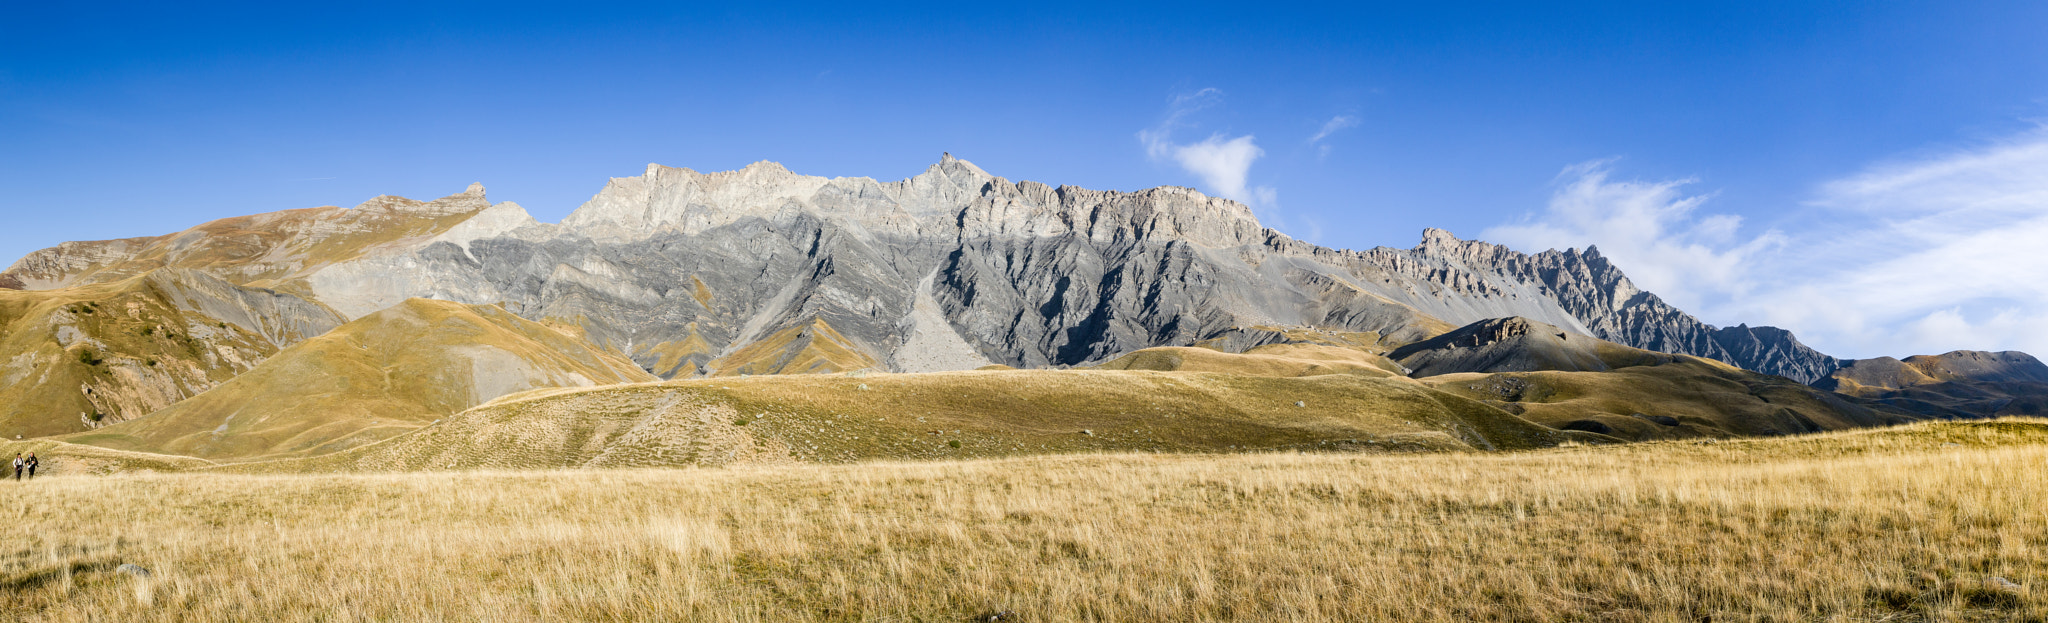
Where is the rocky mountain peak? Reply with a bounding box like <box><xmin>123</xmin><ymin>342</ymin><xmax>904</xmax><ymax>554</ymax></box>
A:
<box><xmin>1417</xmin><ymin>227</ymin><xmax>1464</xmax><ymax>251</ymax></box>
<box><xmin>352</xmin><ymin>185</ymin><xmax>492</xmax><ymax>216</ymax></box>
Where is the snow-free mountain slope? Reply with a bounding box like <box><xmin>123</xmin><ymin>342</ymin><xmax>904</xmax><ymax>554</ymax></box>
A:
<box><xmin>1390</xmin><ymin>317</ymin><xmax>1680</xmax><ymax>377</ymax></box>
<box><xmin>0</xmin><ymin>268</ymin><xmax>343</xmax><ymax>438</ymax></box>
<box><xmin>0</xmin><ymin>155</ymin><xmax>1968</xmax><ymax>392</ymax></box>
<box><xmin>1</xmin><ymin>183</ymin><xmax>541</xmax><ymax>313</ymax></box>
<box><xmin>1818</xmin><ymin>350</ymin><xmax>2048</xmax><ymax>418</ymax></box>
<box><xmin>65</xmin><ymin>298</ymin><xmax>657</xmax><ymax>460</ymax></box>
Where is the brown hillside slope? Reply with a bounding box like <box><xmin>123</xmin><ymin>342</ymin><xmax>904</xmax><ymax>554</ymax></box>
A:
<box><xmin>230</xmin><ymin>368</ymin><xmax>1599</xmax><ymax>473</ymax></box>
<box><xmin>0</xmin><ymin>184</ymin><xmax>511</xmax><ymax>296</ymax></box>
<box><xmin>0</xmin><ymin>437</ymin><xmax>213</xmax><ymax>475</ymax></box>
<box><xmin>1422</xmin><ymin>358</ymin><xmax>1912</xmax><ymax>441</ymax></box>
<box><xmin>1384</xmin><ymin>316</ymin><xmax>1915</xmax><ymax>441</ymax></box>
<box><xmin>706</xmin><ymin>318</ymin><xmax>883</xmax><ymax>376</ymax></box>
<box><xmin>64</xmin><ymin>298</ymin><xmax>656</xmax><ymax>461</ymax></box>
<box><xmin>0</xmin><ymin>269</ymin><xmax>343</xmax><ymax>438</ymax></box>
<box><xmin>1094</xmin><ymin>343</ymin><xmax>1405</xmax><ymax>378</ymax></box>
<box><xmin>1819</xmin><ymin>351</ymin><xmax>2048</xmax><ymax>418</ymax></box>
<box><xmin>1391</xmin><ymin>316</ymin><xmax>1678</xmax><ymax>377</ymax></box>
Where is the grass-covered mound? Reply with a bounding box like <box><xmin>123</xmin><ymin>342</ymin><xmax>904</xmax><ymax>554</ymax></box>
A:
<box><xmin>231</xmin><ymin>368</ymin><xmax>1592</xmax><ymax>473</ymax></box>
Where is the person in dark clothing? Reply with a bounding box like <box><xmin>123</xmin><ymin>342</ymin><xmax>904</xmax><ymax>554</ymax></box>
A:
<box><xmin>24</xmin><ymin>453</ymin><xmax>36</xmax><ymax>479</ymax></box>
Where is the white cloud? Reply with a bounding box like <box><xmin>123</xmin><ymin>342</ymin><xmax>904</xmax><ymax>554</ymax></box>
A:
<box><xmin>1138</xmin><ymin>89</ymin><xmax>1274</xmax><ymax>206</ymax></box>
<box><xmin>1485</xmin><ymin>127</ymin><xmax>2048</xmax><ymax>360</ymax></box>
<box><xmin>1168</xmin><ymin>134</ymin><xmax>1266</xmax><ymax>203</ymax></box>
<box><xmin>1482</xmin><ymin>161</ymin><xmax>1784</xmax><ymax>313</ymax></box>
<box><xmin>1747</xmin><ymin>130</ymin><xmax>2048</xmax><ymax>357</ymax></box>
<box><xmin>1309</xmin><ymin>115</ymin><xmax>1359</xmax><ymax>144</ymax></box>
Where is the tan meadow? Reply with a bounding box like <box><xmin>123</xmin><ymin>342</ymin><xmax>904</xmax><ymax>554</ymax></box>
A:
<box><xmin>4</xmin><ymin>420</ymin><xmax>2045</xmax><ymax>622</ymax></box>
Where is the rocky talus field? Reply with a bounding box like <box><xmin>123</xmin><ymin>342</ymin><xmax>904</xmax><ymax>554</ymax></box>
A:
<box><xmin>1</xmin><ymin>155</ymin><xmax>2043</xmax><ymax>620</ymax></box>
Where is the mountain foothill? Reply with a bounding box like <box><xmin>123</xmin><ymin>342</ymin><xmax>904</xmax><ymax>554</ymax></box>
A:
<box><xmin>2</xmin><ymin>154</ymin><xmax>2039</xmax><ymax>472</ymax></box>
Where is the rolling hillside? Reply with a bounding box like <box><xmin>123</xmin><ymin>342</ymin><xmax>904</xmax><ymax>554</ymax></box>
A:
<box><xmin>63</xmin><ymin>298</ymin><xmax>656</xmax><ymax>460</ymax></box>
<box><xmin>230</xmin><ymin>366</ymin><xmax>1601</xmax><ymax>473</ymax></box>
<box><xmin>1819</xmin><ymin>351</ymin><xmax>2048</xmax><ymax>418</ymax></box>
<box><xmin>0</xmin><ymin>268</ymin><xmax>342</xmax><ymax>438</ymax></box>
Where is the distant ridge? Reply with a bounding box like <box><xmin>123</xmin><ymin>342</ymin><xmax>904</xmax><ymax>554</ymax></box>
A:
<box><xmin>1819</xmin><ymin>350</ymin><xmax>2048</xmax><ymax>418</ymax></box>
<box><xmin>0</xmin><ymin>154</ymin><xmax>2023</xmax><ymax>440</ymax></box>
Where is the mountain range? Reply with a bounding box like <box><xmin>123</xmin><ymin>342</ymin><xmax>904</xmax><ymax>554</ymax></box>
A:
<box><xmin>2</xmin><ymin>154</ymin><xmax>2039</xmax><ymax>467</ymax></box>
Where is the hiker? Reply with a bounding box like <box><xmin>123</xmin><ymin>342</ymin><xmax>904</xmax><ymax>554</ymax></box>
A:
<box><xmin>10</xmin><ymin>453</ymin><xmax>19</xmax><ymax>481</ymax></box>
<box><xmin>24</xmin><ymin>453</ymin><xmax>36</xmax><ymax>479</ymax></box>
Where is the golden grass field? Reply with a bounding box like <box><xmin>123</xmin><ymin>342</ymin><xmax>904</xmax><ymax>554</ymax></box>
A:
<box><xmin>4</xmin><ymin>419</ymin><xmax>2044</xmax><ymax>622</ymax></box>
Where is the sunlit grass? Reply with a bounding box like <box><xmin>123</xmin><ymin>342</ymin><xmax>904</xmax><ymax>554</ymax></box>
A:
<box><xmin>5</xmin><ymin>420</ymin><xmax>2045</xmax><ymax>622</ymax></box>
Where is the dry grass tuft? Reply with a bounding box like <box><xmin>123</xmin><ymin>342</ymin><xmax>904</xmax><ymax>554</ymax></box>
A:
<box><xmin>4</xmin><ymin>419</ymin><xmax>2046</xmax><ymax>621</ymax></box>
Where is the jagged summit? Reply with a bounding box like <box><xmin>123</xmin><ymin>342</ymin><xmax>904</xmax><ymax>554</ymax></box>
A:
<box><xmin>561</xmin><ymin>153</ymin><xmax>1264</xmax><ymax>247</ymax></box>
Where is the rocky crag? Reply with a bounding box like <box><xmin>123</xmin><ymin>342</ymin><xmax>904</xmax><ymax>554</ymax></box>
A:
<box><xmin>1382</xmin><ymin>231</ymin><xmax>1840</xmax><ymax>383</ymax></box>
<box><xmin>0</xmin><ymin>155</ymin><xmax>1878</xmax><ymax>390</ymax></box>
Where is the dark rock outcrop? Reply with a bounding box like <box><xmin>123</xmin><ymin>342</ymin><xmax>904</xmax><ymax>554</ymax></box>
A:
<box><xmin>1390</xmin><ymin>317</ymin><xmax>1678</xmax><ymax>377</ymax></box>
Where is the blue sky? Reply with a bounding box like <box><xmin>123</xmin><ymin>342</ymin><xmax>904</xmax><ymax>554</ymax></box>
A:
<box><xmin>5</xmin><ymin>2</ymin><xmax>2047</xmax><ymax>358</ymax></box>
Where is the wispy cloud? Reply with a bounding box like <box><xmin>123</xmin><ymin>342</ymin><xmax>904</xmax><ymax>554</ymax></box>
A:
<box><xmin>1743</xmin><ymin>127</ymin><xmax>2048</xmax><ymax>357</ymax></box>
<box><xmin>1484</xmin><ymin>127</ymin><xmax>2048</xmax><ymax>359</ymax></box>
<box><xmin>1309</xmin><ymin>115</ymin><xmax>1359</xmax><ymax>144</ymax></box>
<box><xmin>1308</xmin><ymin>115</ymin><xmax>1360</xmax><ymax>158</ymax></box>
<box><xmin>1483</xmin><ymin>161</ymin><xmax>1783</xmax><ymax>314</ymax></box>
<box><xmin>1138</xmin><ymin>89</ymin><xmax>1274</xmax><ymax>206</ymax></box>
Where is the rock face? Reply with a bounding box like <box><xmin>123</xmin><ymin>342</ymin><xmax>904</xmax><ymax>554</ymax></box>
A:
<box><xmin>1707</xmin><ymin>325</ymin><xmax>1840</xmax><ymax>385</ymax></box>
<box><xmin>1388</xmin><ymin>230</ymin><xmax>1841</xmax><ymax>384</ymax></box>
<box><xmin>0</xmin><ymin>155</ymin><xmax>1863</xmax><ymax>386</ymax></box>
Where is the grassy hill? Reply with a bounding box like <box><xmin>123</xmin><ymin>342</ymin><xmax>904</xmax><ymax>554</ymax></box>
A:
<box><xmin>0</xmin><ymin>438</ymin><xmax>214</xmax><ymax>476</ymax></box>
<box><xmin>1390</xmin><ymin>316</ymin><xmax>1680</xmax><ymax>377</ymax></box>
<box><xmin>1093</xmin><ymin>342</ymin><xmax>1405</xmax><ymax>378</ymax></box>
<box><xmin>0</xmin><ymin>269</ymin><xmax>343</xmax><ymax>438</ymax></box>
<box><xmin>1821</xmin><ymin>351</ymin><xmax>2048</xmax><ymax>418</ymax></box>
<box><xmin>1421</xmin><ymin>357</ymin><xmax>1911</xmax><ymax>440</ymax></box>
<box><xmin>228</xmin><ymin>366</ymin><xmax>1598</xmax><ymax>473</ymax></box>
<box><xmin>62</xmin><ymin>299</ymin><xmax>656</xmax><ymax>461</ymax></box>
